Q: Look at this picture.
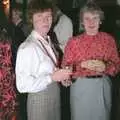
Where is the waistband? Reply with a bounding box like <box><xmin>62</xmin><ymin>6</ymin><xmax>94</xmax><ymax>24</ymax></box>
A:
<box><xmin>86</xmin><ymin>75</ymin><xmax>103</xmax><ymax>78</ymax></box>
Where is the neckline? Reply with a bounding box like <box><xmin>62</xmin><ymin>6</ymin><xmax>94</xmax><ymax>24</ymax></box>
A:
<box><xmin>32</xmin><ymin>30</ymin><xmax>50</xmax><ymax>45</ymax></box>
<box><xmin>84</xmin><ymin>32</ymin><xmax>99</xmax><ymax>37</ymax></box>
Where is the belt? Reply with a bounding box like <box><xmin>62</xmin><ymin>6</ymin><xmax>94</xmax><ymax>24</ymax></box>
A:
<box><xmin>86</xmin><ymin>75</ymin><xmax>103</xmax><ymax>78</ymax></box>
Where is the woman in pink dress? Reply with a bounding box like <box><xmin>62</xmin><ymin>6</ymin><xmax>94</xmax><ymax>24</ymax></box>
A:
<box><xmin>0</xmin><ymin>30</ymin><xmax>18</xmax><ymax>120</ymax></box>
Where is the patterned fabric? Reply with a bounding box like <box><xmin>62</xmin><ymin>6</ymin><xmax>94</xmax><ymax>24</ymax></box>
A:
<box><xmin>27</xmin><ymin>82</ymin><xmax>60</xmax><ymax>120</ymax></box>
<box><xmin>0</xmin><ymin>41</ymin><xmax>18</xmax><ymax>120</ymax></box>
<box><xmin>63</xmin><ymin>32</ymin><xmax>120</xmax><ymax>77</ymax></box>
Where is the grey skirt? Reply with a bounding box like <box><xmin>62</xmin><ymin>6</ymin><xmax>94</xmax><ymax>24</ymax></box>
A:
<box><xmin>70</xmin><ymin>76</ymin><xmax>112</xmax><ymax>120</ymax></box>
<box><xmin>27</xmin><ymin>82</ymin><xmax>60</xmax><ymax>120</ymax></box>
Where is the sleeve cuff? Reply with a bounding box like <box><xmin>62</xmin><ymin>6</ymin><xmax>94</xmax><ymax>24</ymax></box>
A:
<box><xmin>47</xmin><ymin>75</ymin><xmax>53</xmax><ymax>84</ymax></box>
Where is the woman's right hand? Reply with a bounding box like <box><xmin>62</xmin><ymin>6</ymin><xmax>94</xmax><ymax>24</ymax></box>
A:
<box><xmin>51</xmin><ymin>69</ymin><xmax>72</xmax><ymax>82</ymax></box>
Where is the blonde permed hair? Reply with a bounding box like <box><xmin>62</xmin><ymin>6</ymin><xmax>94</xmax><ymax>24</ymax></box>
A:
<box><xmin>80</xmin><ymin>2</ymin><xmax>104</xmax><ymax>23</ymax></box>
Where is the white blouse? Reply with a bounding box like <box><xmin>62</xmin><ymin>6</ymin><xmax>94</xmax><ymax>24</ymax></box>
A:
<box><xmin>15</xmin><ymin>30</ymin><xmax>57</xmax><ymax>93</ymax></box>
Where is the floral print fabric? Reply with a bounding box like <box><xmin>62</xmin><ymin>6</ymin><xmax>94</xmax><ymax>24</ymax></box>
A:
<box><xmin>0</xmin><ymin>41</ymin><xmax>18</xmax><ymax>120</ymax></box>
<box><xmin>63</xmin><ymin>32</ymin><xmax>120</xmax><ymax>77</ymax></box>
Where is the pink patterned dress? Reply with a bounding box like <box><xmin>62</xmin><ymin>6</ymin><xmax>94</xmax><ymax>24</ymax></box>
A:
<box><xmin>0</xmin><ymin>41</ymin><xmax>18</xmax><ymax>120</ymax></box>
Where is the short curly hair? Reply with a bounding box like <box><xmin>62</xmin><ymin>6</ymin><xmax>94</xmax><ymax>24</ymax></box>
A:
<box><xmin>80</xmin><ymin>2</ymin><xmax>104</xmax><ymax>23</ymax></box>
